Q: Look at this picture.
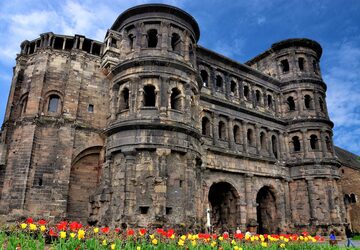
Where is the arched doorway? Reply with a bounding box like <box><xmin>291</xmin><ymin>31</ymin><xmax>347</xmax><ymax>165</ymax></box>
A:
<box><xmin>256</xmin><ymin>186</ymin><xmax>277</xmax><ymax>234</ymax></box>
<box><xmin>208</xmin><ymin>182</ymin><xmax>239</xmax><ymax>229</ymax></box>
<box><xmin>67</xmin><ymin>147</ymin><xmax>101</xmax><ymax>223</ymax></box>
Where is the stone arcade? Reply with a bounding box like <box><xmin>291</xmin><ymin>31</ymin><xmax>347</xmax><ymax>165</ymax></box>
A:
<box><xmin>0</xmin><ymin>4</ymin><xmax>359</xmax><ymax>233</ymax></box>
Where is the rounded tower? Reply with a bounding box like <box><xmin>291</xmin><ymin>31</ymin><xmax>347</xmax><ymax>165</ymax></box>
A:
<box><xmin>91</xmin><ymin>4</ymin><xmax>203</xmax><ymax>227</ymax></box>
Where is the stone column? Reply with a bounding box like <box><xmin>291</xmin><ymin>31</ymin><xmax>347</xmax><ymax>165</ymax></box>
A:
<box><xmin>283</xmin><ymin>132</ymin><xmax>290</xmax><ymax>159</ymax></box>
<box><xmin>62</xmin><ymin>38</ymin><xmax>67</xmax><ymax>50</ymax></box>
<box><xmin>239</xmin><ymin>80</ymin><xmax>244</xmax><ymax>101</ymax></box>
<box><xmin>296</xmin><ymin>90</ymin><xmax>303</xmax><ymax>113</ymax></box>
<box><xmin>267</xmin><ymin>130</ymin><xmax>273</xmax><ymax>157</ymax></box>
<box><xmin>160</xmin><ymin>21</ymin><xmax>169</xmax><ymax>52</ymax></box>
<box><xmin>301</xmin><ymin>129</ymin><xmax>308</xmax><ymax>159</ymax></box>
<box><xmin>212</xmin><ymin>113</ymin><xmax>219</xmax><ymax>146</ymax></box>
<box><xmin>313</xmin><ymin>90</ymin><xmax>320</xmax><ymax>114</ymax></box>
<box><xmin>225</xmin><ymin>73</ymin><xmax>230</xmax><ymax>99</ymax></box>
<box><xmin>228</xmin><ymin>118</ymin><xmax>235</xmax><ymax>149</ymax></box>
<box><xmin>242</xmin><ymin>121</ymin><xmax>248</xmax><ymax>153</ymax></box>
<box><xmin>255</xmin><ymin>124</ymin><xmax>260</xmax><ymax>155</ymax></box>
<box><xmin>210</xmin><ymin>67</ymin><xmax>216</xmax><ymax>95</ymax></box>
<box><xmin>283</xmin><ymin>179</ymin><xmax>292</xmax><ymax>226</ymax></box>
<box><xmin>123</xmin><ymin>151</ymin><xmax>137</xmax><ymax>224</ymax></box>
<box><xmin>274</xmin><ymin>94</ymin><xmax>279</xmax><ymax>116</ymax></box>
<box><xmin>320</xmin><ymin>129</ymin><xmax>327</xmax><ymax>158</ymax></box>
<box><xmin>245</xmin><ymin>174</ymin><xmax>255</xmax><ymax>223</ymax></box>
<box><xmin>306</xmin><ymin>177</ymin><xmax>316</xmax><ymax>224</ymax></box>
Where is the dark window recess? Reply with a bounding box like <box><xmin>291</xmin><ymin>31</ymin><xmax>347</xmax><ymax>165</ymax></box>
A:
<box><xmin>230</xmin><ymin>81</ymin><xmax>237</xmax><ymax>94</ymax></box>
<box><xmin>20</xmin><ymin>96</ymin><xmax>28</xmax><ymax>115</ymax></box>
<box><xmin>216</xmin><ymin>75</ymin><xmax>223</xmax><ymax>89</ymax></box>
<box><xmin>83</xmin><ymin>39</ymin><xmax>92</xmax><ymax>53</ymax></box>
<box><xmin>292</xmin><ymin>136</ymin><xmax>301</xmax><ymax>152</ymax></box>
<box><xmin>319</xmin><ymin>98</ymin><xmax>325</xmax><ymax>112</ymax></box>
<box><xmin>313</xmin><ymin>60</ymin><xmax>318</xmax><ymax>74</ymax></box>
<box><xmin>120</xmin><ymin>88</ymin><xmax>130</xmax><ymax>110</ymax></box>
<box><xmin>147</xmin><ymin>29</ymin><xmax>158</xmax><ymax>48</ymax></box>
<box><xmin>304</xmin><ymin>95</ymin><xmax>312</xmax><ymax>109</ymax></box>
<box><xmin>88</xmin><ymin>104</ymin><xmax>94</xmax><ymax>113</ymax></box>
<box><xmin>65</xmin><ymin>39</ymin><xmax>74</xmax><ymax>50</ymax></box>
<box><xmin>344</xmin><ymin>194</ymin><xmax>351</xmax><ymax>205</ymax></box>
<box><xmin>256</xmin><ymin>90</ymin><xmax>261</xmax><ymax>104</ymax></box>
<box><xmin>171</xmin><ymin>33</ymin><xmax>181</xmax><ymax>52</ymax></box>
<box><xmin>310</xmin><ymin>135</ymin><xmax>318</xmax><ymax>150</ymax></box>
<box><xmin>218</xmin><ymin>121</ymin><xmax>226</xmax><ymax>140</ymax></box>
<box><xmin>260</xmin><ymin>132</ymin><xmax>266</xmax><ymax>150</ymax></box>
<box><xmin>54</xmin><ymin>37</ymin><xmax>64</xmax><ymax>50</ymax></box>
<box><xmin>351</xmin><ymin>194</ymin><xmax>357</xmax><ymax>203</ymax></box>
<box><xmin>143</xmin><ymin>85</ymin><xmax>156</xmax><ymax>107</ymax></box>
<box><xmin>17</xmin><ymin>69</ymin><xmax>24</xmax><ymax>83</ymax></box>
<box><xmin>271</xmin><ymin>135</ymin><xmax>278</xmax><ymax>159</ymax></box>
<box><xmin>287</xmin><ymin>96</ymin><xmax>296</xmax><ymax>111</ymax></box>
<box><xmin>170</xmin><ymin>88</ymin><xmax>181</xmax><ymax>110</ymax></box>
<box><xmin>202</xmin><ymin>117</ymin><xmax>211</xmax><ymax>136</ymax></box>
<box><xmin>325</xmin><ymin>136</ymin><xmax>332</xmax><ymax>151</ymax></box>
<box><xmin>92</xmin><ymin>43</ymin><xmax>101</xmax><ymax>56</ymax></box>
<box><xmin>247</xmin><ymin>129</ymin><xmax>253</xmax><ymax>146</ymax></box>
<box><xmin>48</xmin><ymin>95</ymin><xmax>60</xmax><ymax>113</ymax></box>
<box><xmin>38</xmin><ymin>177</ymin><xmax>43</xmax><ymax>186</ymax></box>
<box><xmin>179</xmin><ymin>180</ymin><xmax>183</xmax><ymax>187</ymax></box>
<box><xmin>267</xmin><ymin>95</ymin><xmax>273</xmax><ymax>108</ymax></box>
<box><xmin>201</xmin><ymin>70</ymin><xmax>208</xmax><ymax>87</ymax></box>
<box><xmin>233</xmin><ymin>125</ymin><xmax>241</xmax><ymax>143</ymax></box>
<box><xmin>342</xmin><ymin>169</ymin><xmax>345</xmax><ymax>174</ymax></box>
<box><xmin>298</xmin><ymin>57</ymin><xmax>305</xmax><ymax>71</ymax></box>
<box><xmin>166</xmin><ymin>207</ymin><xmax>173</xmax><ymax>215</ymax></box>
<box><xmin>128</xmin><ymin>34</ymin><xmax>135</xmax><ymax>50</ymax></box>
<box><xmin>281</xmin><ymin>59</ymin><xmax>290</xmax><ymax>73</ymax></box>
<box><xmin>139</xmin><ymin>206</ymin><xmax>149</xmax><ymax>214</ymax></box>
<box><xmin>110</xmin><ymin>38</ymin><xmax>117</xmax><ymax>48</ymax></box>
<box><xmin>244</xmin><ymin>86</ymin><xmax>250</xmax><ymax>99</ymax></box>
<box><xmin>29</xmin><ymin>42</ymin><xmax>35</xmax><ymax>54</ymax></box>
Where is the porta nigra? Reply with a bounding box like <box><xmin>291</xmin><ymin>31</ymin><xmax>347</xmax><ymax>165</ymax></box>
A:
<box><xmin>1</xmin><ymin>4</ymin><xmax>360</xmax><ymax>234</ymax></box>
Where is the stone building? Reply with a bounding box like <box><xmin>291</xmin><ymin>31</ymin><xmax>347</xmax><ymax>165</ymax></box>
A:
<box><xmin>0</xmin><ymin>4</ymin><xmax>359</xmax><ymax>233</ymax></box>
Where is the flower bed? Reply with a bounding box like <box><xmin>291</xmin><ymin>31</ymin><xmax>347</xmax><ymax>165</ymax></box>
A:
<box><xmin>0</xmin><ymin>218</ymin><xmax>346</xmax><ymax>249</ymax></box>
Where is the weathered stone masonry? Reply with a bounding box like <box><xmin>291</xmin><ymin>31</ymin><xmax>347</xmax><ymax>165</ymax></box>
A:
<box><xmin>0</xmin><ymin>4</ymin><xmax>358</xmax><ymax>233</ymax></box>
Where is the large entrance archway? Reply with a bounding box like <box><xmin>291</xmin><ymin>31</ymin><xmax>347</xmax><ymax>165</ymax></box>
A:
<box><xmin>256</xmin><ymin>186</ymin><xmax>277</xmax><ymax>234</ymax></box>
<box><xmin>208</xmin><ymin>182</ymin><xmax>239</xmax><ymax>229</ymax></box>
<box><xmin>67</xmin><ymin>147</ymin><xmax>101</xmax><ymax>223</ymax></box>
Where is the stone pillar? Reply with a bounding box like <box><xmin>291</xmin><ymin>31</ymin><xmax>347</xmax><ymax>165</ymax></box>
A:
<box><xmin>90</xmin><ymin>41</ymin><xmax>94</xmax><ymax>54</ymax></box>
<box><xmin>73</xmin><ymin>36</ymin><xmax>79</xmax><ymax>49</ymax></box>
<box><xmin>255</xmin><ymin>124</ymin><xmax>260</xmax><ymax>155</ymax></box>
<box><xmin>183</xmin><ymin>30</ymin><xmax>189</xmax><ymax>60</ymax></box>
<box><xmin>306</xmin><ymin>177</ymin><xmax>316</xmax><ymax>224</ymax></box>
<box><xmin>160</xmin><ymin>21</ymin><xmax>169</xmax><ymax>52</ymax></box>
<box><xmin>245</xmin><ymin>174</ymin><xmax>255</xmax><ymax>223</ymax></box>
<box><xmin>267</xmin><ymin>130</ymin><xmax>273</xmax><ymax>157</ymax></box>
<box><xmin>242</xmin><ymin>121</ymin><xmax>248</xmax><ymax>153</ymax></box>
<box><xmin>301</xmin><ymin>129</ymin><xmax>308</xmax><ymax>159</ymax></box>
<box><xmin>159</xmin><ymin>76</ymin><xmax>169</xmax><ymax>117</ymax></box>
<box><xmin>79</xmin><ymin>37</ymin><xmax>85</xmax><ymax>50</ymax></box>
<box><xmin>123</xmin><ymin>151</ymin><xmax>137</xmax><ymax>224</ymax></box>
<box><xmin>228</xmin><ymin>118</ymin><xmax>235</xmax><ymax>149</ymax></box>
<box><xmin>239</xmin><ymin>80</ymin><xmax>244</xmax><ymax>101</ymax></box>
<box><xmin>313</xmin><ymin>90</ymin><xmax>320</xmax><ymax>114</ymax></box>
<box><xmin>225</xmin><ymin>73</ymin><xmax>230</xmax><ymax>99</ymax></box>
<box><xmin>210</xmin><ymin>67</ymin><xmax>216</xmax><ymax>95</ymax></box>
<box><xmin>283</xmin><ymin>179</ymin><xmax>292</xmax><ymax>227</ymax></box>
<box><xmin>212</xmin><ymin>113</ymin><xmax>219</xmax><ymax>146</ymax></box>
<box><xmin>283</xmin><ymin>132</ymin><xmax>290</xmax><ymax>159</ymax></box>
<box><xmin>62</xmin><ymin>38</ymin><xmax>67</xmax><ymax>50</ymax></box>
<box><xmin>297</xmin><ymin>90</ymin><xmax>303</xmax><ymax>113</ymax></box>
<box><xmin>320</xmin><ymin>129</ymin><xmax>327</xmax><ymax>158</ymax></box>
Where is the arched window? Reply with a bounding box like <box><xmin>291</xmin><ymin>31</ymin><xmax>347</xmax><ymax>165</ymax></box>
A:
<box><xmin>298</xmin><ymin>57</ymin><xmax>305</xmax><ymax>71</ymax></box>
<box><xmin>292</xmin><ymin>136</ymin><xmax>301</xmax><ymax>152</ymax></box>
<box><xmin>202</xmin><ymin>117</ymin><xmax>210</xmax><ymax>136</ymax></box>
<box><xmin>244</xmin><ymin>85</ymin><xmax>250</xmax><ymax>100</ymax></box>
<box><xmin>233</xmin><ymin>125</ymin><xmax>241</xmax><ymax>144</ymax></box>
<box><xmin>351</xmin><ymin>194</ymin><xmax>357</xmax><ymax>203</ymax></box>
<box><xmin>216</xmin><ymin>75</ymin><xmax>223</xmax><ymax>90</ymax></box>
<box><xmin>281</xmin><ymin>59</ymin><xmax>289</xmax><ymax>73</ymax></box>
<box><xmin>20</xmin><ymin>95</ymin><xmax>28</xmax><ymax>116</ymax></box>
<box><xmin>312</xmin><ymin>60</ymin><xmax>318</xmax><ymax>74</ymax></box>
<box><xmin>218</xmin><ymin>121</ymin><xmax>226</xmax><ymax>140</ymax></box>
<box><xmin>201</xmin><ymin>70</ymin><xmax>209</xmax><ymax>87</ymax></box>
<box><xmin>48</xmin><ymin>94</ymin><xmax>61</xmax><ymax>113</ymax></box>
<box><xmin>147</xmin><ymin>29</ymin><xmax>158</xmax><ymax>48</ymax></box>
<box><xmin>310</xmin><ymin>134</ymin><xmax>318</xmax><ymax>150</ymax></box>
<box><xmin>128</xmin><ymin>34</ymin><xmax>135</xmax><ymax>50</ymax></box>
<box><xmin>230</xmin><ymin>81</ymin><xmax>237</xmax><ymax>95</ymax></box>
<box><xmin>325</xmin><ymin>136</ymin><xmax>332</xmax><ymax>152</ymax></box>
<box><xmin>260</xmin><ymin>132</ymin><xmax>266</xmax><ymax>151</ymax></box>
<box><xmin>119</xmin><ymin>88</ymin><xmax>130</xmax><ymax>110</ymax></box>
<box><xmin>143</xmin><ymin>85</ymin><xmax>156</xmax><ymax>107</ymax></box>
<box><xmin>344</xmin><ymin>194</ymin><xmax>351</xmax><ymax>205</ymax></box>
<box><xmin>287</xmin><ymin>96</ymin><xmax>296</xmax><ymax>111</ymax></box>
<box><xmin>304</xmin><ymin>95</ymin><xmax>313</xmax><ymax>109</ymax></box>
<box><xmin>171</xmin><ymin>33</ymin><xmax>181</xmax><ymax>52</ymax></box>
<box><xmin>267</xmin><ymin>95</ymin><xmax>273</xmax><ymax>109</ymax></box>
<box><xmin>256</xmin><ymin>90</ymin><xmax>261</xmax><ymax>105</ymax></box>
<box><xmin>170</xmin><ymin>88</ymin><xmax>182</xmax><ymax>110</ymax></box>
<box><xmin>247</xmin><ymin>129</ymin><xmax>254</xmax><ymax>146</ymax></box>
<box><xmin>271</xmin><ymin>135</ymin><xmax>278</xmax><ymax>159</ymax></box>
<box><xmin>319</xmin><ymin>97</ymin><xmax>325</xmax><ymax>112</ymax></box>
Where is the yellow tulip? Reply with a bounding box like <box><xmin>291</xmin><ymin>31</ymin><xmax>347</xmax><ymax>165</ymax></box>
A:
<box><xmin>40</xmin><ymin>225</ymin><xmax>46</xmax><ymax>232</ymax></box>
<box><xmin>234</xmin><ymin>246</ymin><xmax>239</xmax><ymax>250</ymax></box>
<box><xmin>211</xmin><ymin>241</ymin><xmax>217</xmax><ymax>247</ymax></box>
<box><xmin>136</xmin><ymin>247</ymin><xmax>141</xmax><ymax>250</ymax></box>
<box><xmin>60</xmin><ymin>231</ymin><xmax>66</xmax><ymax>239</ymax></box>
<box><xmin>102</xmin><ymin>239</ymin><xmax>107</xmax><ymax>246</ymax></box>
<box><xmin>231</xmin><ymin>239</ymin><xmax>236</xmax><ymax>245</ymax></box>
<box><xmin>152</xmin><ymin>238</ymin><xmax>158</xmax><ymax>245</ymax></box>
<box><xmin>111</xmin><ymin>243</ymin><xmax>116</xmax><ymax>250</ymax></box>
<box><xmin>219</xmin><ymin>236</ymin><xmax>224</xmax><ymax>241</ymax></box>
<box><xmin>20</xmin><ymin>223</ymin><xmax>27</xmax><ymax>229</ymax></box>
<box><xmin>170</xmin><ymin>234</ymin><xmax>175</xmax><ymax>239</ymax></box>
<box><xmin>150</xmin><ymin>234</ymin><xmax>155</xmax><ymax>239</ymax></box>
<box><xmin>280</xmin><ymin>243</ymin><xmax>286</xmax><ymax>248</ymax></box>
<box><xmin>191</xmin><ymin>240</ymin><xmax>197</xmax><ymax>246</ymax></box>
<box><xmin>70</xmin><ymin>233</ymin><xmax>76</xmax><ymax>238</ymax></box>
<box><xmin>78</xmin><ymin>229</ymin><xmax>85</xmax><ymax>239</ymax></box>
<box><xmin>261</xmin><ymin>242</ymin><xmax>268</xmax><ymax>247</ymax></box>
<box><xmin>181</xmin><ymin>235</ymin><xmax>186</xmax><ymax>240</ymax></box>
<box><xmin>29</xmin><ymin>223</ymin><xmax>37</xmax><ymax>231</ymax></box>
<box><xmin>284</xmin><ymin>238</ymin><xmax>289</xmax><ymax>243</ymax></box>
<box><xmin>178</xmin><ymin>239</ymin><xmax>185</xmax><ymax>246</ymax></box>
<box><xmin>94</xmin><ymin>227</ymin><xmax>99</xmax><ymax>233</ymax></box>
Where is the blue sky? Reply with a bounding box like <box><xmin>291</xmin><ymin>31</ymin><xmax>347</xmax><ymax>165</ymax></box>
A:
<box><xmin>0</xmin><ymin>0</ymin><xmax>360</xmax><ymax>154</ymax></box>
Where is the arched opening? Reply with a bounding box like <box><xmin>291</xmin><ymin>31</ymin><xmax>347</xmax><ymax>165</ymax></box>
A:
<box><xmin>216</xmin><ymin>75</ymin><xmax>223</xmax><ymax>90</ymax></box>
<box><xmin>230</xmin><ymin>81</ymin><xmax>237</xmax><ymax>95</ymax></box>
<box><xmin>244</xmin><ymin>85</ymin><xmax>250</xmax><ymax>100</ymax></box>
<box><xmin>128</xmin><ymin>34</ymin><xmax>135</xmax><ymax>50</ymax></box>
<box><xmin>310</xmin><ymin>134</ymin><xmax>319</xmax><ymax>150</ymax></box>
<box><xmin>325</xmin><ymin>136</ymin><xmax>332</xmax><ymax>152</ymax></box>
<box><xmin>271</xmin><ymin>135</ymin><xmax>278</xmax><ymax>159</ymax></box>
<box><xmin>247</xmin><ymin>129</ymin><xmax>254</xmax><ymax>146</ymax></box>
<box><xmin>201</xmin><ymin>70</ymin><xmax>209</xmax><ymax>87</ymax></box>
<box><xmin>312</xmin><ymin>60</ymin><xmax>318</xmax><ymax>74</ymax></box>
<box><xmin>67</xmin><ymin>147</ymin><xmax>101</xmax><ymax>223</ymax></box>
<box><xmin>298</xmin><ymin>57</ymin><xmax>305</xmax><ymax>71</ymax></box>
<box><xmin>344</xmin><ymin>194</ymin><xmax>351</xmax><ymax>206</ymax></box>
<box><xmin>143</xmin><ymin>85</ymin><xmax>156</xmax><ymax>107</ymax></box>
<box><xmin>350</xmin><ymin>194</ymin><xmax>357</xmax><ymax>203</ymax></box>
<box><xmin>256</xmin><ymin>186</ymin><xmax>277</xmax><ymax>234</ymax></box>
<box><xmin>292</xmin><ymin>136</ymin><xmax>301</xmax><ymax>152</ymax></box>
<box><xmin>304</xmin><ymin>95</ymin><xmax>313</xmax><ymax>109</ymax></box>
<box><xmin>119</xmin><ymin>87</ymin><xmax>129</xmax><ymax>111</ymax></box>
<box><xmin>170</xmin><ymin>88</ymin><xmax>182</xmax><ymax>110</ymax></box>
<box><xmin>287</xmin><ymin>96</ymin><xmax>296</xmax><ymax>111</ymax></box>
<box><xmin>267</xmin><ymin>95</ymin><xmax>273</xmax><ymax>109</ymax></box>
<box><xmin>319</xmin><ymin>97</ymin><xmax>325</xmax><ymax>112</ymax></box>
<box><xmin>208</xmin><ymin>182</ymin><xmax>239</xmax><ymax>229</ymax></box>
<box><xmin>280</xmin><ymin>59</ymin><xmax>289</xmax><ymax>73</ymax></box>
<box><xmin>147</xmin><ymin>29</ymin><xmax>158</xmax><ymax>48</ymax></box>
<box><xmin>171</xmin><ymin>33</ymin><xmax>181</xmax><ymax>52</ymax></box>
<box><xmin>256</xmin><ymin>90</ymin><xmax>261</xmax><ymax>105</ymax></box>
<box><xmin>218</xmin><ymin>121</ymin><xmax>226</xmax><ymax>140</ymax></box>
<box><xmin>260</xmin><ymin>132</ymin><xmax>266</xmax><ymax>151</ymax></box>
<box><xmin>233</xmin><ymin>125</ymin><xmax>241</xmax><ymax>144</ymax></box>
<box><xmin>202</xmin><ymin>117</ymin><xmax>211</xmax><ymax>136</ymax></box>
<box><xmin>48</xmin><ymin>94</ymin><xmax>61</xmax><ymax>113</ymax></box>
